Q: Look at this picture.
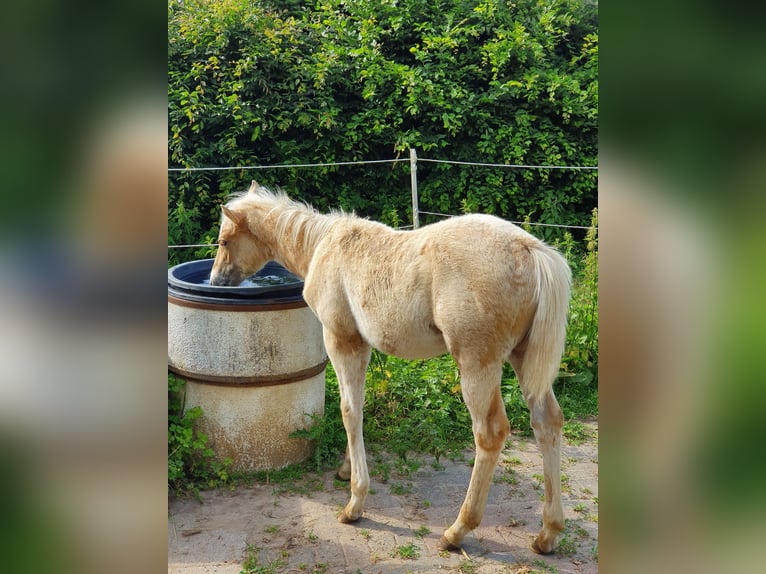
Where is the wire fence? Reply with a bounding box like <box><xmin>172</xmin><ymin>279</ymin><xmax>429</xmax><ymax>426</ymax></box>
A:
<box><xmin>168</xmin><ymin>149</ymin><xmax>597</xmax><ymax>249</ymax></box>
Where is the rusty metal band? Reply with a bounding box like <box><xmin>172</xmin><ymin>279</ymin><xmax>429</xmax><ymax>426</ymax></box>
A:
<box><xmin>168</xmin><ymin>294</ymin><xmax>308</xmax><ymax>312</ymax></box>
<box><xmin>168</xmin><ymin>359</ymin><xmax>328</xmax><ymax>388</ymax></box>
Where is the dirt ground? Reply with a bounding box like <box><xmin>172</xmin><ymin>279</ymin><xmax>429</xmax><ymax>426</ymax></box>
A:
<box><xmin>168</xmin><ymin>421</ymin><xmax>598</xmax><ymax>573</ymax></box>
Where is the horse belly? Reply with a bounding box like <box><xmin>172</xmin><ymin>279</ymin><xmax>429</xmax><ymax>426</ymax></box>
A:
<box><xmin>390</xmin><ymin>334</ymin><xmax>448</xmax><ymax>360</ymax></box>
<box><xmin>367</xmin><ymin>326</ymin><xmax>448</xmax><ymax>360</ymax></box>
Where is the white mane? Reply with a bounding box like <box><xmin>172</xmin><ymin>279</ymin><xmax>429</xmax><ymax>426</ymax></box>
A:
<box><xmin>226</xmin><ymin>183</ymin><xmax>354</xmax><ymax>249</ymax></box>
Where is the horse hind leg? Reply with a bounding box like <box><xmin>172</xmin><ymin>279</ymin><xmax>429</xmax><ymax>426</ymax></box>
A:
<box><xmin>439</xmin><ymin>362</ymin><xmax>509</xmax><ymax>550</ymax></box>
<box><xmin>512</xmin><ymin>350</ymin><xmax>565</xmax><ymax>554</ymax></box>
<box><xmin>529</xmin><ymin>390</ymin><xmax>565</xmax><ymax>554</ymax></box>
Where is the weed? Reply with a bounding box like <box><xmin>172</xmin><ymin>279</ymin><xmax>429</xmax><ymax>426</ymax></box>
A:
<box><xmin>431</xmin><ymin>458</ymin><xmax>445</xmax><ymax>470</ymax></box>
<box><xmin>372</xmin><ymin>462</ymin><xmax>391</xmax><ymax>482</ymax></box>
<box><xmin>414</xmin><ymin>525</ymin><xmax>430</xmax><ymax>539</ymax></box>
<box><xmin>559</xmin><ymin>208</ymin><xmax>598</xmax><ymax>387</ymax></box>
<box><xmin>494</xmin><ymin>468</ymin><xmax>519</xmax><ymax>485</ymax></box>
<box><xmin>359</xmin><ymin>528</ymin><xmax>371</xmax><ymax>540</ymax></box>
<box><xmin>531</xmin><ymin>558</ymin><xmax>558</xmax><ymax>573</ymax></box>
<box><xmin>573</xmin><ymin>524</ymin><xmax>589</xmax><ymax>538</ymax></box>
<box><xmin>240</xmin><ymin>544</ymin><xmax>287</xmax><ymax>574</ymax></box>
<box><xmin>363</xmin><ymin>352</ymin><xmax>473</xmax><ymax>459</ymax></box>
<box><xmin>573</xmin><ymin>502</ymin><xmax>587</xmax><ymax>513</ymax></box>
<box><xmin>389</xmin><ymin>482</ymin><xmax>413</xmax><ymax>495</ymax></box>
<box><xmin>241</xmin><ymin>544</ymin><xmax>260</xmax><ymax>573</ymax></box>
<box><xmin>255</xmin><ymin>465</ymin><xmax>323</xmax><ymax>497</ymax></box>
<box><xmin>562</xmin><ymin>421</ymin><xmax>590</xmax><ymax>445</ymax></box>
<box><xmin>456</xmin><ymin>559</ymin><xmax>478</xmax><ymax>573</ymax></box>
<box><xmin>263</xmin><ymin>525</ymin><xmax>279</xmax><ymax>535</ymax></box>
<box><xmin>501</xmin><ymin>374</ymin><xmax>532</xmax><ymax>435</ymax></box>
<box><xmin>396</xmin><ymin>458</ymin><xmax>421</xmax><ymax>477</ymax></box>
<box><xmin>289</xmin><ymin>395</ymin><xmax>347</xmax><ymax>472</ymax></box>
<box><xmin>168</xmin><ymin>374</ymin><xmax>232</xmax><ymax>497</ymax></box>
<box><xmin>394</xmin><ymin>542</ymin><xmax>420</xmax><ymax>559</ymax></box>
<box><xmin>556</xmin><ymin>521</ymin><xmax>579</xmax><ymax>557</ymax></box>
<box><xmin>306</xmin><ymin>530</ymin><xmax>318</xmax><ymax>543</ymax></box>
<box><xmin>508</xmin><ymin>516</ymin><xmax>525</xmax><ymax>527</ymax></box>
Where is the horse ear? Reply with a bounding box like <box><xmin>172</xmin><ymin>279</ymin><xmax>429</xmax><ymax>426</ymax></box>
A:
<box><xmin>222</xmin><ymin>205</ymin><xmax>246</xmax><ymax>229</ymax></box>
<box><xmin>248</xmin><ymin>180</ymin><xmax>259</xmax><ymax>194</ymax></box>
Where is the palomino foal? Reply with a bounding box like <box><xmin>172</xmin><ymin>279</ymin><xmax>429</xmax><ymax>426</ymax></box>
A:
<box><xmin>210</xmin><ymin>183</ymin><xmax>571</xmax><ymax>554</ymax></box>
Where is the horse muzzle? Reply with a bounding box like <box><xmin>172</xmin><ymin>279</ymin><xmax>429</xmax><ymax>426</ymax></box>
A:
<box><xmin>209</xmin><ymin>265</ymin><xmax>245</xmax><ymax>287</ymax></box>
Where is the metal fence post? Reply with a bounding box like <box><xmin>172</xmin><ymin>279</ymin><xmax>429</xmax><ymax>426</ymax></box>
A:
<box><xmin>410</xmin><ymin>148</ymin><xmax>419</xmax><ymax>229</ymax></box>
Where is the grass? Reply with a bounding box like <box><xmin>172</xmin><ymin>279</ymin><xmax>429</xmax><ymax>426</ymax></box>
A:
<box><xmin>493</xmin><ymin>467</ymin><xmax>519</xmax><ymax>485</ymax></box>
<box><xmin>240</xmin><ymin>545</ymin><xmax>287</xmax><ymax>574</ymax></box>
<box><xmin>393</xmin><ymin>542</ymin><xmax>420</xmax><ymax>559</ymax></box>
<box><xmin>389</xmin><ymin>482</ymin><xmax>413</xmax><ymax>495</ymax></box>
<box><xmin>555</xmin><ymin>519</ymin><xmax>589</xmax><ymax>558</ymax></box>
<box><xmin>531</xmin><ymin>558</ymin><xmax>559</xmax><ymax>574</ymax></box>
<box><xmin>562</xmin><ymin>420</ymin><xmax>592</xmax><ymax>445</ymax></box>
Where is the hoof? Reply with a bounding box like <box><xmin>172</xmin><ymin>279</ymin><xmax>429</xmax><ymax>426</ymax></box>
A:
<box><xmin>335</xmin><ymin>469</ymin><xmax>351</xmax><ymax>481</ymax></box>
<box><xmin>337</xmin><ymin>510</ymin><xmax>360</xmax><ymax>524</ymax></box>
<box><xmin>531</xmin><ymin>538</ymin><xmax>556</xmax><ymax>555</ymax></box>
<box><xmin>437</xmin><ymin>534</ymin><xmax>460</xmax><ymax>552</ymax></box>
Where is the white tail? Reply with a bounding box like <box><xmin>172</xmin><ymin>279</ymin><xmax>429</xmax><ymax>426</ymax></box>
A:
<box><xmin>520</xmin><ymin>244</ymin><xmax>572</xmax><ymax>406</ymax></box>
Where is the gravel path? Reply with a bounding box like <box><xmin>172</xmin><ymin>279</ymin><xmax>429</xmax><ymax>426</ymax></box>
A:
<box><xmin>169</xmin><ymin>422</ymin><xmax>598</xmax><ymax>573</ymax></box>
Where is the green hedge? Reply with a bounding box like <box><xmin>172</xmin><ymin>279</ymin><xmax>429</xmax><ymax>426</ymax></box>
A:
<box><xmin>169</xmin><ymin>0</ymin><xmax>598</xmax><ymax>256</ymax></box>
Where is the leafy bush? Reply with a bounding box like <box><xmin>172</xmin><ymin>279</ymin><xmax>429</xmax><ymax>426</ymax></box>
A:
<box><xmin>168</xmin><ymin>374</ymin><xmax>232</xmax><ymax>496</ymax></box>
<box><xmin>559</xmin><ymin>207</ymin><xmax>598</xmax><ymax>383</ymax></box>
<box><xmin>362</xmin><ymin>351</ymin><xmax>474</xmax><ymax>461</ymax></box>
<box><xmin>168</xmin><ymin>0</ymin><xmax>598</xmax><ymax>253</ymax></box>
<box><xmin>289</xmin><ymin>379</ymin><xmax>347</xmax><ymax>471</ymax></box>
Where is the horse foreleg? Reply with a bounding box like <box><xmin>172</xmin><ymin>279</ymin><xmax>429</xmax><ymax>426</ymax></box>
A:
<box><xmin>324</xmin><ymin>329</ymin><xmax>371</xmax><ymax>523</ymax></box>
<box><xmin>528</xmin><ymin>390</ymin><xmax>565</xmax><ymax>554</ymax></box>
<box><xmin>440</xmin><ymin>367</ymin><xmax>509</xmax><ymax>550</ymax></box>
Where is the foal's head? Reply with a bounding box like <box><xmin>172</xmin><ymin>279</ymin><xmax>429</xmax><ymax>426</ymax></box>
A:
<box><xmin>209</xmin><ymin>187</ymin><xmax>271</xmax><ymax>286</ymax></box>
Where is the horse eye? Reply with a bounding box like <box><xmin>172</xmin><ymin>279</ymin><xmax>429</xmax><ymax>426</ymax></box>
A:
<box><xmin>218</xmin><ymin>239</ymin><xmax>228</xmax><ymax>247</ymax></box>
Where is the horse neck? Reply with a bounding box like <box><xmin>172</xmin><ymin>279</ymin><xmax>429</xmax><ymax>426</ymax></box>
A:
<box><xmin>259</xmin><ymin>204</ymin><xmax>334</xmax><ymax>279</ymax></box>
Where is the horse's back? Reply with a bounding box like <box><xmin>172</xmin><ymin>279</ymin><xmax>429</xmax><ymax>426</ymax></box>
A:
<box><xmin>305</xmin><ymin>213</ymin><xmax>550</xmax><ymax>362</ymax></box>
<box><xmin>423</xmin><ymin>214</ymin><xmax>543</xmax><ymax>289</ymax></box>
